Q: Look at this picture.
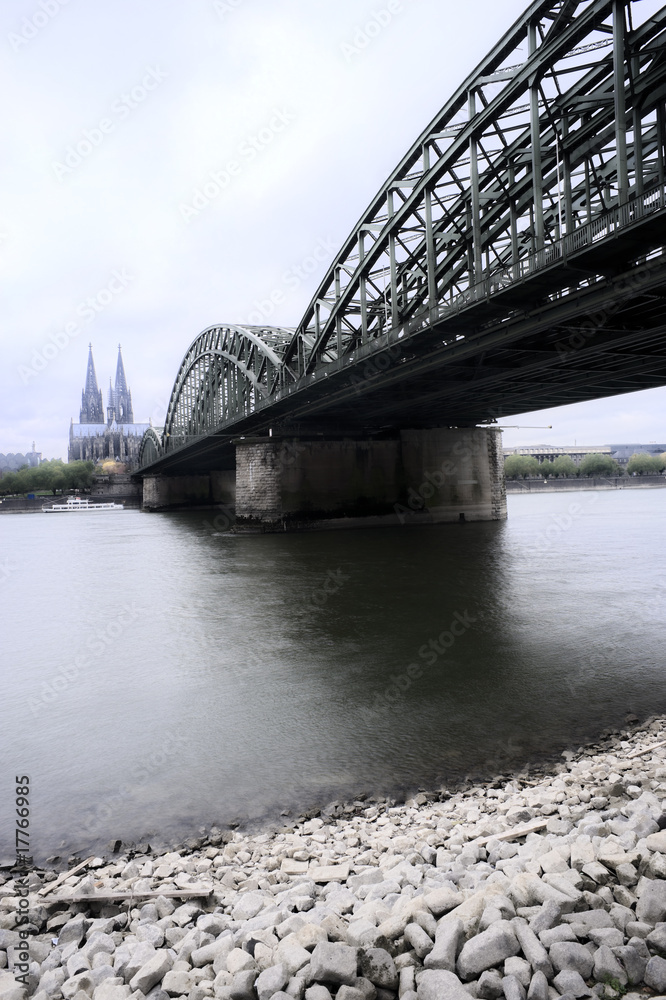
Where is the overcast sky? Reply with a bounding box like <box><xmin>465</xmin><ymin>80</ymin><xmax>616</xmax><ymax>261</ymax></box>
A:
<box><xmin>2</xmin><ymin>0</ymin><xmax>664</xmax><ymax>461</ymax></box>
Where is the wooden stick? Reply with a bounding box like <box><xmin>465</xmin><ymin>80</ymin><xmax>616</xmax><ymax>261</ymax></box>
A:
<box><xmin>42</xmin><ymin>888</ymin><xmax>213</xmax><ymax>905</ymax></box>
<box><xmin>627</xmin><ymin>739</ymin><xmax>666</xmax><ymax>759</ymax></box>
<box><xmin>38</xmin><ymin>856</ymin><xmax>97</xmax><ymax>897</ymax></box>
<box><xmin>476</xmin><ymin>819</ymin><xmax>548</xmax><ymax>846</ymax></box>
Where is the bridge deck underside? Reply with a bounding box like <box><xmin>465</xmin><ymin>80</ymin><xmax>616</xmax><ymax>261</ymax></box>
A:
<box><xmin>146</xmin><ymin>212</ymin><xmax>666</xmax><ymax>475</ymax></box>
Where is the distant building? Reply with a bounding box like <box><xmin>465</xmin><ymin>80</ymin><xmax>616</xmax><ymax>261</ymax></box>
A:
<box><xmin>0</xmin><ymin>442</ymin><xmax>42</xmax><ymax>474</ymax></box>
<box><xmin>503</xmin><ymin>443</ymin><xmax>666</xmax><ymax>467</ymax></box>
<box><xmin>68</xmin><ymin>345</ymin><xmax>150</xmax><ymax>469</ymax></box>
<box><xmin>608</xmin><ymin>443</ymin><xmax>666</xmax><ymax>467</ymax></box>
<box><xmin>503</xmin><ymin>444</ymin><xmax>611</xmax><ymax>466</ymax></box>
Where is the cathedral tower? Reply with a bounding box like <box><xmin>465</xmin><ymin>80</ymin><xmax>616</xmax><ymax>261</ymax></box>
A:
<box><xmin>107</xmin><ymin>345</ymin><xmax>134</xmax><ymax>424</ymax></box>
<box><xmin>79</xmin><ymin>344</ymin><xmax>104</xmax><ymax>424</ymax></box>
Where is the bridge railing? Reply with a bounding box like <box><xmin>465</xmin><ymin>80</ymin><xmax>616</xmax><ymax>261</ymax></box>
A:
<box><xmin>413</xmin><ymin>182</ymin><xmax>666</xmax><ymax>334</ymax></box>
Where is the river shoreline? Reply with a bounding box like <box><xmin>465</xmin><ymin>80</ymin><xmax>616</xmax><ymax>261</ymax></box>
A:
<box><xmin>4</xmin><ymin>716</ymin><xmax>666</xmax><ymax>999</ymax></box>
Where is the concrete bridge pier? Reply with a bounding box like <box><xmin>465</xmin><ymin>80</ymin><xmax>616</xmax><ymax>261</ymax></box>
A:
<box><xmin>142</xmin><ymin>470</ymin><xmax>235</xmax><ymax>511</ymax></box>
<box><xmin>234</xmin><ymin>426</ymin><xmax>506</xmax><ymax>531</ymax></box>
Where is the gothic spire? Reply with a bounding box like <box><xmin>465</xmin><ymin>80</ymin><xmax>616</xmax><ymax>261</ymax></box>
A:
<box><xmin>80</xmin><ymin>344</ymin><xmax>104</xmax><ymax>424</ymax></box>
<box><xmin>113</xmin><ymin>344</ymin><xmax>134</xmax><ymax>423</ymax></box>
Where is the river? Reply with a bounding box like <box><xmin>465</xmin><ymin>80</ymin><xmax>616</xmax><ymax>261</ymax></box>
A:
<box><xmin>1</xmin><ymin>488</ymin><xmax>664</xmax><ymax>862</ymax></box>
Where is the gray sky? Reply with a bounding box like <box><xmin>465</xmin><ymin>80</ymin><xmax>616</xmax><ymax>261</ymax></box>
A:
<box><xmin>2</xmin><ymin>0</ymin><xmax>664</xmax><ymax>460</ymax></box>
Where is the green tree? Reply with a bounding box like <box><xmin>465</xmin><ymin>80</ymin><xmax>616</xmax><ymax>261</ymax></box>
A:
<box><xmin>504</xmin><ymin>455</ymin><xmax>542</xmax><ymax>479</ymax></box>
<box><xmin>627</xmin><ymin>453</ymin><xmax>666</xmax><ymax>475</ymax></box>
<box><xmin>551</xmin><ymin>455</ymin><xmax>578</xmax><ymax>478</ymax></box>
<box><xmin>579</xmin><ymin>454</ymin><xmax>619</xmax><ymax>477</ymax></box>
<box><xmin>0</xmin><ymin>472</ymin><xmax>19</xmax><ymax>495</ymax></box>
<box><xmin>540</xmin><ymin>459</ymin><xmax>553</xmax><ymax>478</ymax></box>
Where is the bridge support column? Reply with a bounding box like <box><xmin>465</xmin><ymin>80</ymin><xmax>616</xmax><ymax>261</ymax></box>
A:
<box><xmin>234</xmin><ymin>427</ymin><xmax>505</xmax><ymax>531</ymax></box>
<box><xmin>142</xmin><ymin>471</ymin><xmax>235</xmax><ymax>511</ymax></box>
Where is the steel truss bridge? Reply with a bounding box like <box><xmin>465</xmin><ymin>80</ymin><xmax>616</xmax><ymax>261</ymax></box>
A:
<box><xmin>140</xmin><ymin>0</ymin><xmax>666</xmax><ymax>475</ymax></box>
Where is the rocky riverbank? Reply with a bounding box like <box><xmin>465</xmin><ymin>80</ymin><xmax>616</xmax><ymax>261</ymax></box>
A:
<box><xmin>4</xmin><ymin>718</ymin><xmax>666</xmax><ymax>1000</ymax></box>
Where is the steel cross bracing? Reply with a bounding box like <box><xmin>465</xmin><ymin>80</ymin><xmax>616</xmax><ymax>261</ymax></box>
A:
<box><xmin>142</xmin><ymin>0</ymin><xmax>666</xmax><ymax>471</ymax></box>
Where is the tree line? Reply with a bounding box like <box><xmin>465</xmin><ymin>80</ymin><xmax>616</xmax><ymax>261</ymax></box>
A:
<box><xmin>504</xmin><ymin>452</ymin><xmax>666</xmax><ymax>479</ymax></box>
<box><xmin>0</xmin><ymin>460</ymin><xmax>95</xmax><ymax>496</ymax></box>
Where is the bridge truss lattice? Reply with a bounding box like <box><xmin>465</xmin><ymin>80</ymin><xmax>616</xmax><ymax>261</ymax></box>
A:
<box><xmin>141</xmin><ymin>0</ymin><xmax>666</xmax><ymax>469</ymax></box>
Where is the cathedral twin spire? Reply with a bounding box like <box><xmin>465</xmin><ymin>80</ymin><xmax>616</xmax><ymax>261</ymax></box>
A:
<box><xmin>79</xmin><ymin>344</ymin><xmax>134</xmax><ymax>425</ymax></box>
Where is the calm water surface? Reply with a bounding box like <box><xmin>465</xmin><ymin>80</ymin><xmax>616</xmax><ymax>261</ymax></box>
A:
<box><xmin>1</xmin><ymin>489</ymin><xmax>664</xmax><ymax>861</ymax></box>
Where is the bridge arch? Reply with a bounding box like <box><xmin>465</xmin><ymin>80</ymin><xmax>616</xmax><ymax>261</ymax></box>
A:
<box><xmin>161</xmin><ymin>324</ymin><xmax>296</xmax><ymax>454</ymax></box>
<box><xmin>141</xmin><ymin>0</ymin><xmax>666</xmax><ymax>470</ymax></box>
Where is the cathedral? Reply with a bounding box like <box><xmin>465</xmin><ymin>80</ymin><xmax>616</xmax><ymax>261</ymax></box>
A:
<box><xmin>68</xmin><ymin>345</ymin><xmax>150</xmax><ymax>469</ymax></box>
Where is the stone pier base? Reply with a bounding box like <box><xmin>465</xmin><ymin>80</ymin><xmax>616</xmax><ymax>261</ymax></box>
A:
<box><xmin>142</xmin><ymin>470</ymin><xmax>235</xmax><ymax>511</ymax></box>
<box><xmin>234</xmin><ymin>427</ymin><xmax>506</xmax><ymax>531</ymax></box>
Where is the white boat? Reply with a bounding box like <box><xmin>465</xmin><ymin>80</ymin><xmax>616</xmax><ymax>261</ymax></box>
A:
<box><xmin>42</xmin><ymin>496</ymin><xmax>124</xmax><ymax>512</ymax></box>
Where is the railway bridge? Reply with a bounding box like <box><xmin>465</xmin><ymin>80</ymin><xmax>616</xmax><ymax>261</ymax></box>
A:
<box><xmin>138</xmin><ymin>0</ymin><xmax>666</xmax><ymax>529</ymax></box>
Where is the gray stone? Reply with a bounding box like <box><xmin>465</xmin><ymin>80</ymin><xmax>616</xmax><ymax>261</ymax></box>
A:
<box><xmin>305</xmin><ymin>988</ymin><xmax>333</xmax><ymax>1000</ymax></box>
<box><xmin>424</xmin><ymin>917</ymin><xmax>463</xmax><ymax>972</ymax></box>
<box><xmin>404</xmin><ymin>923</ymin><xmax>434</xmax><ymax>959</ymax></box>
<box><xmin>161</xmin><ymin>969</ymin><xmax>193</xmax><ymax>996</ymax></box>
<box><xmin>123</xmin><ymin>941</ymin><xmax>157</xmax><ymax>982</ymax></box>
<box><xmin>128</xmin><ymin>950</ymin><xmax>172</xmax><ymax>995</ymax></box>
<box><xmin>562</xmin><ymin>910</ymin><xmax>613</xmax><ymax>932</ymax></box>
<box><xmin>457</xmin><ymin>923</ymin><xmax>520</xmax><ymax>981</ymax></box>
<box><xmin>359</xmin><ymin>948</ymin><xmax>397</xmax><ymax>989</ymax></box>
<box><xmin>502</xmin><ymin>975</ymin><xmax>526</xmax><ymax>1000</ymax></box>
<box><xmin>527</xmin><ymin>971</ymin><xmax>549</xmax><ymax>1000</ymax></box>
<box><xmin>309</xmin><ymin>942</ymin><xmax>358</xmax><ymax>986</ymax></box>
<box><xmin>92</xmin><ymin>982</ymin><xmax>131</xmax><ymax>1000</ymax></box>
<box><xmin>255</xmin><ymin>963</ymin><xmax>288</xmax><ymax>1000</ymax></box>
<box><xmin>191</xmin><ymin>936</ymin><xmax>234</xmax><ymax>968</ymax></box>
<box><xmin>417</xmin><ymin>969</ymin><xmax>472</xmax><ymax>1000</ymax></box>
<box><xmin>38</xmin><ymin>967</ymin><xmax>67</xmax><ymax>995</ymax></box>
<box><xmin>0</xmin><ymin>973</ymin><xmax>24</xmax><ymax>1000</ymax></box>
<box><xmin>335</xmin><ymin>988</ymin><xmax>365</xmax><ymax>1000</ymax></box>
<box><xmin>646</xmin><ymin>833</ymin><xmax>666</xmax><ymax>854</ymax></box>
<box><xmin>539</xmin><ymin>926</ymin><xmax>577</xmax><ymax>948</ymax></box>
<box><xmin>58</xmin><ymin>919</ymin><xmax>90</xmax><ymax>947</ymax></box>
<box><xmin>229</xmin><ymin>969</ymin><xmax>258</xmax><ymax>1000</ymax></box>
<box><xmin>647</xmin><ymin>924</ymin><xmax>666</xmax><ymax>955</ymax></box>
<box><xmin>636</xmin><ymin>879</ymin><xmax>666</xmax><ymax>924</ymax></box>
<box><xmin>548</xmin><ymin>943</ymin><xmax>594</xmax><ymax>980</ymax></box>
<box><xmin>592</xmin><ymin>946</ymin><xmax>627</xmax><ymax>987</ymax></box>
<box><xmin>512</xmin><ymin>918</ymin><xmax>554</xmax><ymax>978</ymax></box>
<box><xmin>477</xmin><ymin>969</ymin><xmax>504</xmax><ymax>1000</ymax></box>
<box><xmin>552</xmin><ymin>970</ymin><xmax>592</xmax><ymax>997</ymax></box>
<box><xmin>424</xmin><ymin>887</ymin><xmax>464</xmax><ymax>917</ymax></box>
<box><xmin>530</xmin><ymin>901</ymin><xmax>564</xmax><ymax>935</ymax></box>
<box><xmin>645</xmin><ymin>955</ymin><xmax>666</xmax><ymax>993</ymax></box>
<box><xmin>587</xmin><ymin>929</ymin><xmax>623</xmax><ymax>949</ymax></box>
<box><xmin>611</xmin><ymin>946</ymin><xmax>647</xmax><ymax>987</ymax></box>
<box><xmin>504</xmin><ymin>958</ymin><xmax>532</xmax><ymax>989</ymax></box>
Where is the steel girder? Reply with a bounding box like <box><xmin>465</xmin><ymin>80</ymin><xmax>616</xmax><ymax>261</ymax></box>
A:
<box><xmin>147</xmin><ymin>0</ymin><xmax>666</xmax><ymax>468</ymax></box>
<box><xmin>160</xmin><ymin>325</ymin><xmax>295</xmax><ymax>453</ymax></box>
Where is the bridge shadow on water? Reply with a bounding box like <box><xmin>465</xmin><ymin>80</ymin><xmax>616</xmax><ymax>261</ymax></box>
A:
<box><xmin>129</xmin><ymin>495</ymin><xmax>664</xmax><ymax>846</ymax></box>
